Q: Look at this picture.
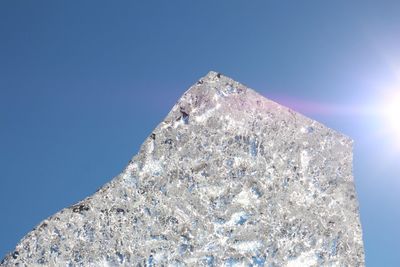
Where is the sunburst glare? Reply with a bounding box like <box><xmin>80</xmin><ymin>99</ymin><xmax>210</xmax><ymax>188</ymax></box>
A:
<box><xmin>378</xmin><ymin>88</ymin><xmax>400</xmax><ymax>149</ymax></box>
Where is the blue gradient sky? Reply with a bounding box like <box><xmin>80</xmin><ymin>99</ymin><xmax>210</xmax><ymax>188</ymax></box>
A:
<box><xmin>1</xmin><ymin>1</ymin><xmax>399</xmax><ymax>265</ymax></box>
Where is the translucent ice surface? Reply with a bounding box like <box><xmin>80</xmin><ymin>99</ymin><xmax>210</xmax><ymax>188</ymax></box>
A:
<box><xmin>1</xmin><ymin>71</ymin><xmax>364</xmax><ymax>266</ymax></box>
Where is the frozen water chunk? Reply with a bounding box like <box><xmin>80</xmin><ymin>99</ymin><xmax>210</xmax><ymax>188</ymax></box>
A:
<box><xmin>1</xmin><ymin>71</ymin><xmax>364</xmax><ymax>266</ymax></box>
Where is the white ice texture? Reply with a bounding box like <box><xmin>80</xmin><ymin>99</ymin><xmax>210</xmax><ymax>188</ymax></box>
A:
<box><xmin>1</xmin><ymin>71</ymin><xmax>364</xmax><ymax>266</ymax></box>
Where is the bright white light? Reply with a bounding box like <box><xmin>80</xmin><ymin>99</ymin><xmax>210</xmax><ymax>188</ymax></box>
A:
<box><xmin>379</xmin><ymin>89</ymin><xmax>400</xmax><ymax>147</ymax></box>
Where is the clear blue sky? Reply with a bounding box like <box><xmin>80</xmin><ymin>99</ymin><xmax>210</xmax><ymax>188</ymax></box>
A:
<box><xmin>1</xmin><ymin>1</ymin><xmax>399</xmax><ymax>266</ymax></box>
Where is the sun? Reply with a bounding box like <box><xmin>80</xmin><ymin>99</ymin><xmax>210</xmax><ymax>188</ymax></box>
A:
<box><xmin>380</xmin><ymin>89</ymin><xmax>400</xmax><ymax>146</ymax></box>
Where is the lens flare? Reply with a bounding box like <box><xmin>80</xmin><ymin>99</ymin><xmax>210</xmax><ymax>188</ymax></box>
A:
<box><xmin>379</xmin><ymin>89</ymin><xmax>400</xmax><ymax>148</ymax></box>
